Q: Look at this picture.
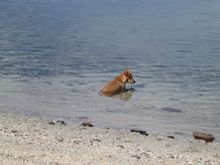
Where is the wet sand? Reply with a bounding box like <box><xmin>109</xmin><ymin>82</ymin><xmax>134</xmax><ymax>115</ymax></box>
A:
<box><xmin>0</xmin><ymin>112</ymin><xmax>219</xmax><ymax>165</ymax></box>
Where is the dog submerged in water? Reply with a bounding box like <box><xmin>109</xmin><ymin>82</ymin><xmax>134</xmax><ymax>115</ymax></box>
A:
<box><xmin>100</xmin><ymin>69</ymin><xmax>136</xmax><ymax>96</ymax></box>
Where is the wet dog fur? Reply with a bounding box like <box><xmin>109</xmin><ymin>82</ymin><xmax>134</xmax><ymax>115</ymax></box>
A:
<box><xmin>100</xmin><ymin>69</ymin><xmax>136</xmax><ymax>96</ymax></box>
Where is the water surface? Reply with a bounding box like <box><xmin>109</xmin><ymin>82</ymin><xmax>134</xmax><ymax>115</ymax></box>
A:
<box><xmin>0</xmin><ymin>0</ymin><xmax>220</xmax><ymax>138</ymax></box>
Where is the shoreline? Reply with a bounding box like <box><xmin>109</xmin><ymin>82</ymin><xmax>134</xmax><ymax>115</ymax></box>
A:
<box><xmin>0</xmin><ymin>112</ymin><xmax>220</xmax><ymax>165</ymax></box>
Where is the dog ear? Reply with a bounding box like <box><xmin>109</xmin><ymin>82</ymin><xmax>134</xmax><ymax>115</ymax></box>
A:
<box><xmin>125</xmin><ymin>68</ymin><xmax>132</xmax><ymax>75</ymax></box>
<box><xmin>124</xmin><ymin>69</ymin><xmax>130</xmax><ymax>76</ymax></box>
<box><xmin>126</xmin><ymin>68</ymin><xmax>130</xmax><ymax>72</ymax></box>
<box><xmin>124</xmin><ymin>68</ymin><xmax>131</xmax><ymax>73</ymax></box>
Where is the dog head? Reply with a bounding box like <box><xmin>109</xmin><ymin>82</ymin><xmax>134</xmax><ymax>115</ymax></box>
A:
<box><xmin>122</xmin><ymin>69</ymin><xmax>136</xmax><ymax>84</ymax></box>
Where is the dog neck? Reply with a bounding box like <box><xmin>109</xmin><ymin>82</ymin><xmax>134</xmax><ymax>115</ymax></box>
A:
<box><xmin>115</xmin><ymin>75</ymin><xmax>127</xmax><ymax>87</ymax></box>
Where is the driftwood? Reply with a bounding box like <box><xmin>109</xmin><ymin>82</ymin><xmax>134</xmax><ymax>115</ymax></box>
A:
<box><xmin>130</xmin><ymin>129</ymin><xmax>149</xmax><ymax>136</ymax></box>
<box><xmin>193</xmin><ymin>132</ymin><xmax>215</xmax><ymax>143</ymax></box>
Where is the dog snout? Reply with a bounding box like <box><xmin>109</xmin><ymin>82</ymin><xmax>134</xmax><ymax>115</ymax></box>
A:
<box><xmin>131</xmin><ymin>79</ymin><xmax>136</xmax><ymax>84</ymax></box>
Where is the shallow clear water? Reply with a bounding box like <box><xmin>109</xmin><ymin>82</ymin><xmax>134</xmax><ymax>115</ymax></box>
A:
<box><xmin>0</xmin><ymin>0</ymin><xmax>220</xmax><ymax>137</ymax></box>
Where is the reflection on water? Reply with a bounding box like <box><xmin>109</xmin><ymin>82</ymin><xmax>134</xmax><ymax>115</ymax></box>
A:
<box><xmin>0</xmin><ymin>0</ymin><xmax>220</xmax><ymax>138</ymax></box>
<box><xmin>118</xmin><ymin>88</ymin><xmax>135</xmax><ymax>101</ymax></box>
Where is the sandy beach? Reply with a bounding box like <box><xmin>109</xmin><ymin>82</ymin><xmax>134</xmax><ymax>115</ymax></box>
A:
<box><xmin>0</xmin><ymin>113</ymin><xmax>219</xmax><ymax>165</ymax></box>
<box><xmin>1</xmin><ymin>0</ymin><xmax>220</xmax><ymax>164</ymax></box>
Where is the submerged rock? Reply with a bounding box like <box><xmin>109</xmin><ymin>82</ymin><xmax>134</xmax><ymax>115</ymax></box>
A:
<box><xmin>174</xmin><ymin>131</ymin><xmax>184</xmax><ymax>135</ymax></box>
<box><xmin>77</xmin><ymin>116</ymin><xmax>88</xmax><ymax>120</ymax></box>
<box><xmin>161</xmin><ymin>107</ymin><xmax>182</xmax><ymax>113</ymax></box>
<box><xmin>193</xmin><ymin>132</ymin><xmax>215</xmax><ymax>143</ymax></box>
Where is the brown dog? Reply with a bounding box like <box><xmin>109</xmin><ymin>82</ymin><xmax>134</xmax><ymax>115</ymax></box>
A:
<box><xmin>100</xmin><ymin>69</ymin><xmax>136</xmax><ymax>96</ymax></box>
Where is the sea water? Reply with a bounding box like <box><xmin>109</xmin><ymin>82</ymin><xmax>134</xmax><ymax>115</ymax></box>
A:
<box><xmin>0</xmin><ymin>0</ymin><xmax>220</xmax><ymax>138</ymax></box>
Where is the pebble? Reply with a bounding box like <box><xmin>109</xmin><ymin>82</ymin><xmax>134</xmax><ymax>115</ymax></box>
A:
<box><xmin>48</xmin><ymin>121</ymin><xmax>55</xmax><ymax>125</ymax></box>
<box><xmin>82</xmin><ymin>122</ymin><xmax>94</xmax><ymax>127</ymax></box>
<box><xmin>55</xmin><ymin>120</ymin><xmax>67</xmax><ymax>125</ymax></box>
<box><xmin>161</xmin><ymin>107</ymin><xmax>182</xmax><ymax>113</ymax></box>
<box><xmin>167</xmin><ymin>136</ymin><xmax>175</xmax><ymax>139</ymax></box>
<box><xmin>117</xmin><ymin>145</ymin><xmax>124</xmax><ymax>149</ymax></box>
<box><xmin>92</xmin><ymin>139</ymin><xmax>101</xmax><ymax>142</ymax></box>
<box><xmin>131</xmin><ymin>155</ymin><xmax>141</xmax><ymax>160</ymax></box>
<box><xmin>11</xmin><ymin>130</ymin><xmax>18</xmax><ymax>133</ymax></box>
<box><xmin>56</xmin><ymin>137</ymin><xmax>64</xmax><ymax>142</ymax></box>
<box><xmin>48</xmin><ymin>120</ymin><xmax>67</xmax><ymax>125</ymax></box>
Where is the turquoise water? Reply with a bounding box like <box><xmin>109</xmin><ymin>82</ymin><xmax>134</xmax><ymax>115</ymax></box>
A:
<box><xmin>0</xmin><ymin>0</ymin><xmax>220</xmax><ymax>138</ymax></box>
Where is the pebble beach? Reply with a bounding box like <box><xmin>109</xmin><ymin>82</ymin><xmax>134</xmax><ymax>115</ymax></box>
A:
<box><xmin>0</xmin><ymin>112</ymin><xmax>219</xmax><ymax>165</ymax></box>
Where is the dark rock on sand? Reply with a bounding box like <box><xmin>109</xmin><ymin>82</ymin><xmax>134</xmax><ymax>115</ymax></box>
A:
<box><xmin>48</xmin><ymin>120</ymin><xmax>67</xmax><ymax>125</ymax></box>
<box><xmin>11</xmin><ymin>130</ymin><xmax>18</xmax><ymax>133</ymax></box>
<box><xmin>92</xmin><ymin>139</ymin><xmax>101</xmax><ymax>142</ymax></box>
<box><xmin>56</xmin><ymin>137</ymin><xmax>64</xmax><ymax>142</ymax></box>
<box><xmin>131</xmin><ymin>155</ymin><xmax>141</xmax><ymax>160</ymax></box>
<box><xmin>48</xmin><ymin>121</ymin><xmax>55</xmax><ymax>125</ymax></box>
<box><xmin>117</xmin><ymin>145</ymin><xmax>125</xmax><ymax>149</ymax></box>
<box><xmin>167</xmin><ymin>136</ymin><xmax>175</xmax><ymax>139</ymax></box>
<box><xmin>161</xmin><ymin>107</ymin><xmax>182</xmax><ymax>113</ymax></box>
<box><xmin>193</xmin><ymin>132</ymin><xmax>215</xmax><ymax>143</ymax></box>
<box><xmin>130</xmin><ymin>129</ymin><xmax>149</xmax><ymax>136</ymax></box>
<box><xmin>82</xmin><ymin>122</ymin><xmax>94</xmax><ymax>127</ymax></box>
<box><xmin>55</xmin><ymin>120</ymin><xmax>67</xmax><ymax>125</ymax></box>
<box><xmin>11</xmin><ymin>129</ymin><xmax>18</xmax><ymax>133</ymax></box>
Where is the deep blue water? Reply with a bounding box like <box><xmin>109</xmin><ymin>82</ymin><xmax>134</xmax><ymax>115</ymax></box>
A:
<box><xmin>0</xmin><ymin>0</ymin><xmax>220</xmax><ymax>137</ymax></box>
